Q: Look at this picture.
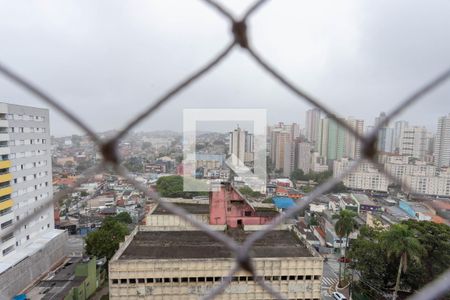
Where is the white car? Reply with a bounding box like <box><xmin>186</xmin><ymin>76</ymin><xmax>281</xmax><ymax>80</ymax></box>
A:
<box><xmin>332</xmin><ymin>292</ymin><xmax>347</xmax><ymax>300</ymax></box>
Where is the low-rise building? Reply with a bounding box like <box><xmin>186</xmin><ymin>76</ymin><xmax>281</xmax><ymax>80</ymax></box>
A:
<box><xmin>351</xmin><ymin>193</ymin><xmax>382</xmax><ymax>212</ymax></box>
<box><xmin>109</xmin><ymin>227</ymin><xmax>323</xmax><ymax>300</ymax></box>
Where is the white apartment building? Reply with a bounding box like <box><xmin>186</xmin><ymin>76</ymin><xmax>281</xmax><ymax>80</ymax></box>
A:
<box><xmin>344</xmin><ymin>117</ymin><xmax>364</xmax><ymax>159</ymax></box>
<box><xmin>403</xmin><ymin>172</ymin><xmax>450</xmax><ymax>197</ymax></box>
<box><xmin>229</xmin><ymin>127</ymin><xmax>253</xmax><ymax>167</ymax></box>
<box><xmin>434</xmin><ymin>113</ymin><xmax>450</xmax><ymax>168</ymax></box>
<box><xmin>297</xmin><ymin>142</ymin><xmax>312</xmax><ymax>173</ymax></box>
<box><xmin>0</xmin><ymin>103</ymin><xmax>66</xmax><ymax>298</ymax></box>
<box><xmin>305</xmin><ymin>108</ymin><xmax>321</xmax><ymax>147</ymax></box>
<box><xmin>311</xmin><ymin>152</ymin><xmax>329</xmax><ymax>173</ymax></box>
<box><xmin>399</xmin><ymin>126</ymin><xmax>427</xmax><ymax>160</ymax></box>
<box><xmin>394</xmin><ymin>121</ymin><xmax>409</xmax><ymax>151</ymax></box>
<box><xmin>384</xmin><ymin>158</ymin><xmax>436</xmax><ymax>179</ymax></box>
<box><xmin>333</xmin><ymin>158</ymin><xmax>389</xmax><ymax>192</ymax></box>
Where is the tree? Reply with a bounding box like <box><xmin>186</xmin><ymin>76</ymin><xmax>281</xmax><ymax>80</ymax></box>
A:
<box><xmin>290</xmin><ymin>169</ymin><xmax>307</xmax><ymax>181</ymax></box>
<box><xmin>330</xmin><ymin>181</ymin><xmax>347</xmax><ymax>193</ymax></box>
<box><xmin>114</xmin><ymin>212</ymin><xmax>133</xmax><ymax>224</ymax></box>
<box><xmin>381</xmin><ymin>224</ymin><xmax>424</xmax><ymax>300</ymax></box>
<box><xmin>400</xmin><ymin>220</ymin><xmax>450</xmax><ymax>289</ymax></box>
<box><xmin>156</xmin><ymin>175</ymin><xmax>207</xmax><ymax>198</ymax></box>
<box><xmin>349</xmin><ymin>221</ymin><xmax>450</xmax><ymax>297</ymax></box>
<box><xmin>85</xmin><ymin>218</ymin><xmax>129</xmax><ymax>260</ymax></box>
<box><xmin>333</xmin><ymin>209</ymin><xmax>358</xmax><ymax>287</ymax></box>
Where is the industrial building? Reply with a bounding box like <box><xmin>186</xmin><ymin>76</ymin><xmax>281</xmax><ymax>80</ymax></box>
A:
<box><xmin>109</xmin><ymin>227</ymin><xmax>323</xmax><ymax>300</ymax></box>
<box><xmin>112</xmin><ymin>183</ymin><xmax>323</xmax><ymax>299</ymax></box>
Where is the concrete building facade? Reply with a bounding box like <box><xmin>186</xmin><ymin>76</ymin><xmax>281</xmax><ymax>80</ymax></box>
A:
<box><xmin>305</xmin><ymin>108</ymin><xmax>321</xmax><ymax>148</ymax></box>
<box><xmin>333</xmin><ymin>158</ymin><xmax>389</xmax><ymax>192</ymax></box>
<box><xmin>109</xmin><ymin>227</ymin><xmax>323</xmax><ymax>300</ymax></box>
<box><xmin>0</xmin><ymin>103</ymin><xmax>66</xmax><ymax>298</ymax></box>
<box><xmin>434</xmin><ymin>113</ymin><xmax>450</xmax><ymax>168</ymax></box>
<box><xmin>399</xmin><ymin>126</ymin><xmax>427</xmax><ymax>160</ymax></box>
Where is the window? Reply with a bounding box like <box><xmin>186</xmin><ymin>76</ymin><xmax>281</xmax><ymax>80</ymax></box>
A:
<box><xmin>146</xmin><ymin>278</ymin><xmax>154</xmax><ymax>283</ymax></box>
<box><xmin>138</xmin><ymin>278</ymin><xmax>145</xmax><ymax>283</ymax></box>
<box><xmin>164</xmin><ymin>278</ymin><xmax>170</xmax><ymax>283</ymax></box>
<box><xmin>129</xmin><ymin>278</ymin><xmax>136</xmax><ymax>284</ymax></box>
<box><xmin>120</xmin><ymin>279</ymin><xmax>127</xmax><ymax>284</ymax></box>
<box><xmin>172</xmin><ymin>278</ymin><xmax>179</xmax><ymax>283</ymax></box>
<box><xmin>26</xmin><ymin>235</ymin><xmax>30</xmax><ymax>240</ymax></box>
<box><xmin>181</xmin><ymin>277</ymin><xmax>188</xmax><ymax>283</ymax></box>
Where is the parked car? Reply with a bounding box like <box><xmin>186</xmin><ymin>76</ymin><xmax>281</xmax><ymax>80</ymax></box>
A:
<box><xmin>332</xmin><ymin>292</ymin><xmax>347</xmax><ymax>300</ymax></box>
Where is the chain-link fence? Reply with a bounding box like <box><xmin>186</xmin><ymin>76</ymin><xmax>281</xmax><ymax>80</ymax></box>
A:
<box><xmin>1</xmin><ymin>0</ymin><xmax>450</xmax><ymax>299</ymax></box>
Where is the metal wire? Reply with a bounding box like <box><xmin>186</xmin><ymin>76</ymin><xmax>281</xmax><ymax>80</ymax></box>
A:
<box><xmin>0</xmin><ymin>0</ymin><xmax>449</xmax><ymax>299</ymax></box>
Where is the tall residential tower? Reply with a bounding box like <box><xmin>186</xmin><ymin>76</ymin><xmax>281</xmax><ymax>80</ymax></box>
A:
<box><xmin>434</xmin><ymin>113</ymin><xmax>450</xmax><ymax>168</ymax></box>
<box><xmin>0</xmin><ymin>103</ymin><xmax>66</xmax><ymax>298</ymax></box>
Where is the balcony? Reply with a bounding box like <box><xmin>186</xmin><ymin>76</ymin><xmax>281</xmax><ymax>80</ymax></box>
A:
<box><xmin>0</xmin><ymin>173</ymin><xmax>11</xmax><ymax>183</ymax></box>
<box><xmin>0</xmin><ymin>199</ymin><xmax>13</xmax><ymax>211</ymax></box>
<box><xmin>0</xmin><ymin>147</ymin><xmax>10</xmax><ymax>156</ymax></box>
<box><xmin>0</xmin><ymin>160</ymin><xmax>11</xmax><ymax>169</ymax></box>
<box><xmin>0</xmin><ymin>186</ymin><xmax>12</xmax><ymax>198</ymax></box>
<box><xmin>0</xmin><ymin>133</ymin><xmax>9</xmax><ymax>142</ymax></box>
<box><xmin>0</xmin><ymin>209</ymin><xmax>13</xmax><ymax>225</ymax></box>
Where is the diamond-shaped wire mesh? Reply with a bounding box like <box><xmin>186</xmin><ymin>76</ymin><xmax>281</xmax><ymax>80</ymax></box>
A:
<box><xmin>0</xmin><ymin>1</ymin><xmax>449</xmax><ymax>299</ymax></box>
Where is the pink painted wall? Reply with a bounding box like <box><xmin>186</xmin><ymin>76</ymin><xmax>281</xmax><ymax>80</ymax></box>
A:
<box><xmin>209</xmin><ymin>184</ymin><xmax>274</xmax><ymax>227</ymax></box>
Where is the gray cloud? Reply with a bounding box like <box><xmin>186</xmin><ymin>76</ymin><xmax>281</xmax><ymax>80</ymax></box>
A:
<box><xmin>0</xmin><ymin>0</ymin><xmax>449</xmax><ymax>137</ymax></box>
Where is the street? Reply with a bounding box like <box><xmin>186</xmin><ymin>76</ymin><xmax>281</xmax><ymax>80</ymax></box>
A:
<box><xmin>321</xmin><ymin>256</ymin><xmax>340</xmax><ymax>299</ymax></box>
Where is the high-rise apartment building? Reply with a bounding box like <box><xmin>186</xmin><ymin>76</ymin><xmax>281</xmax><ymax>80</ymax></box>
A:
<box><xmin>394</xmin><ymin>120</ymin><xmax>409</xmax><ymax>151</ymax></box>
<box><xmin>0</xmin><ymin>103</ymin><xmax>66</xmax><ymax>297</ymax></box>
<box><xmin>399</xmin><ymin>126</ymin><xmax>427</xmax><ymax>160</ymax></box>
<box><xmin>374</xmin><ymin>112</ymin><xmax>394</xmax><ymax>153</ymax></box>
<box><xmin>305</xmin><ymin>108</ymin><xmax>321</xmax><ymax>147</ymax></box>
<box><xmin>434</xmin><ymin>113</ymin><xmax>450</xmax><ymax>168</ymax></box>
<box><xmin>318</xmin><ymin>117</ymin><xmax>346</xmax><ymax>162</ymax></box>
<box><xmin>268</xmin><ymin>123</ymin><xmax>293</xmax><ymax>171</ymax></box>
<box><xmin>229</xmin><ymin>126</ymin><xmax>253</xmax><ymax>167</ymax></box>
<box><xmin>297</xmin><ymin>142</ymin><xmax>312</xmax><ymax>174</ymax></box>
<box><xmin>282</xmin><ymin>141</ymin><xmax>296</xmax><ymax>177</ymax></box>
<box><xmin>344</xmin><ymin>118</ymin><xmax>364</xmax><ymax>159</ymax></box>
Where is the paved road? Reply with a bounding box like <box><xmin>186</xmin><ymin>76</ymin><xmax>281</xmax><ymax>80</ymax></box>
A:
<box><xmin>322</xmin><ymin>259</ymin><xmax>339</xmax><ymax>300</ymax></box>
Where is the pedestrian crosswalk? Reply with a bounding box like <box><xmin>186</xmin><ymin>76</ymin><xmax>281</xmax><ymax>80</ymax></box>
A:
<box><xmin>321</xmin><ymin>276</ymin><xmax>338</xmax><ymax>288</ymax></box>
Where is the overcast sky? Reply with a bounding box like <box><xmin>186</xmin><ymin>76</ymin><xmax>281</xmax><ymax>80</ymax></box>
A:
<box><xmin>0</xmin><ymin>0</ymin><xmax>449</xmax><ymax>137</ymax></box>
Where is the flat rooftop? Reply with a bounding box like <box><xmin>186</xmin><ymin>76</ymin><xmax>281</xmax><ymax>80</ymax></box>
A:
<box><xmin>119</xmin><ymin>230</ymin><xmax>312</xmax><ymax>260</ymax></box>
<box><xmin>152</xmin><ymin>203</ymin><xmax>210</xmax><ymax>215</ymax></box>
